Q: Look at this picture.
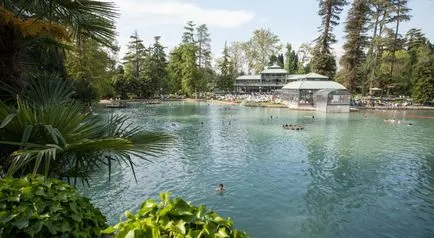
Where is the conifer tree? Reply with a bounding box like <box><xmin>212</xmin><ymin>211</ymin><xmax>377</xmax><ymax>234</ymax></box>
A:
<box><xmin>123</xmin><ymin>31</ymin><xmax>147</xmax><ymax>98</ymax></box>
<box><xmin>388</xmin><ymin>0</ymin><xmax>411</xmax><ymax>81</ymax></box>
<box><xmin>196</xmin><ymin>24</ymin><xmax>212</xmax><ymax>68</ymax></box>
<box><xmin>311</xmin><ymin>0</ymin><xmax>348</xmax><ymax>79</ymax></box>
<box><xmin>340</xmin><ymin>0</ymin><xmax>370</xmax><ymax>93</ymax></box>
<box><xmin>217</xmin><ymin>42</ymin><xmax>235</xmax><ymax>91</ymax></box>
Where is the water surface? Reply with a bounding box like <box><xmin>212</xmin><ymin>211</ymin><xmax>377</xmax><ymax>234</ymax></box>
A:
<box><xmin>79</xmin><ymin>102</ymin><xmax>434</xmax><ymax>238</ymax></box>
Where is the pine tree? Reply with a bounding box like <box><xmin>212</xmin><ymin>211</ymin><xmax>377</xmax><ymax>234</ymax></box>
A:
<box><xmin>285</xmin><ymin>43</ymin><xmax>299</xmax><ymax>74</ymax></box>
<box><xmin>340</xmin><ymin>0</ymin><xmax>370</xmax><ymax>93</ymax></box>
<box><xmin>167</xmin><ymin>46</ymin><xmax>183</xmax><ymax>94</ymax></box>
<box><xmin>269</xmin><ymin>54</ymin><xmax>278</xmax><ymax>66</ymax></box>
<box><xmin>364</xmin><ymin>0</ymin><xmax>391</xmax><ymax>90</ymax></box>
<box><xmin>123</xmin><ymin>31</ymin><xmax>147</xmax><ymax>98</ymax></box>
<box><xmin>311</xmin><ymin>0</ymin><xmax>348</xmax><ymax>79</ymax></box>
<box><xmin>388</xmin><ymin>0</ymin><xmax>411</xmax><ymax>82</ymax></box>
<box><xmin>218</xmin><ymin>42</ymin><xmax>235</xmax><ymax>91</ymax></box>
<box><xmin>277</xmin><ymin>54</ymin><xmax>285</xmax><ymax>69</ymax></box>
<box><xmin>196</xmin><ymin>24</ymin><xmax>212</xmax><ymax>68</ymax></box>
<box><xmin>182</xmin><ymin>21</ymin><xmax>196</xmax><ymax>44</ymax></box>
<box><xmin>144</xmin><ymin>36</ymin><xmax>168</xmax><ymax>96</ymax></box>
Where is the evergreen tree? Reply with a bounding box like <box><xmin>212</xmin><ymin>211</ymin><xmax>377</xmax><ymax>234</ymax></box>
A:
<box><xmin>285</xmin><ymin>43</ymin><xmax>299</xmax><ymax>74</ymax></box>
<box><xmin>143</xmin><ymin>36</ymin><xmax>168</xmax><ymax>96</ymax></box>
<box><xmin>217</xmin><ymin>42</ymin><xmax>235</xmax><ymax>91</ymax></box>
<box><xmin>123</xmin><ymin>31</ymin><xmax>147</xmax><ymax>98</ymax></box>
<box><xmin>167</xmin><ymin>46</ymin><xmax>183</xmax><ymax>94</ymax></box>
<box><xmin>196</xmin><ymin>24</ymin><xmax>212</xmax><ymax>68</ymax></box>
<box><xmin>364</xmin><ymin>0</ymin><xmax>391</xmax><ymax>90</ymax></box>
<box><xmin>412</xmin><ymin>44</ymin><xmax>434</xmax><ymax>103</ymax></box>
<box><xmin>277</xmin><ymin>54</ymin><xmax>285</xmax><ymax>69</ymax></box>
<box><xmin>311</xmin><ymin>0</ymin><xmax>348</xmax><ymax>79</ymax></box>
<box><xmin>269</xmin><ymin>55</ymin><xmax>278</xmax><ymax>66</ymax></box>
<box><xmin>388</xmin><ymin>0</ymin><xmax>411</xmax><ymax>81</ymax></box>
<box><xmin>112</xmin><ymin>66</ymin><xmax>129</xmax><ymax>99</ymax></box>
<box><xmin>182</xmin><ymin>21</ymin><xmax>196</xmax><ymax>44</ymax></box>
<box><xmin>340</xmin><ymin>0</ymin><xmax>370</xmax><ymax>93</ymax></box>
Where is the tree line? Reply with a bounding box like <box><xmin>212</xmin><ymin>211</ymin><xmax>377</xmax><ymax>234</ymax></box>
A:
<box><xmin>311</xmin><ymin>0</ymin><xmax>433</xmax><ymax>103</ymax></box>
<box><xmin>111</xmin><ymin>0</ymin><xmax>432</xmax><ymax>103</ymax></box>
<box><xmin>2</xmin><ymin>1</ymin><xmax>431</xmax><ymax>104</ymax></box>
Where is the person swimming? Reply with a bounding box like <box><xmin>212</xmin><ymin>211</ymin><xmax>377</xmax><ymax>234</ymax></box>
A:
<box><xmin>216</xmin><ymin>183</ymin><xmax>224</xmax><ymax>192</ymax></box>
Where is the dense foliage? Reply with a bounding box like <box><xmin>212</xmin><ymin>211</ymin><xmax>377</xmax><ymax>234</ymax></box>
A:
<box><xmin>0</xmin><ymin>0</ymin><xmax>118</xmax><ymax>102</ymax></box>
<box><xmin>0</xmin><ymin>176</ymin><xmax>107</xmax><ymax>237</ymax></box>
<box><xmin>0</xmin><ymin>76</ymin><xmax>170</xmax><ymax>182</ymax></box>
<box><xmin>102</xmin><ymin>192</ymin><xmax>249</xmax><ymax>238</ymax></box>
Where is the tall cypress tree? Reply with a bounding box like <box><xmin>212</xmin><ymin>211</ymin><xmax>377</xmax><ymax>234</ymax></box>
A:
<box><xmin>340</xmin><ymin>0</ymin><xmax>370</xmax><ymax>93</ymax></box>
<box><xmin>311</xmin><ymin>0</ymin><xmax>348</xmax><ymax>79</ymax></box>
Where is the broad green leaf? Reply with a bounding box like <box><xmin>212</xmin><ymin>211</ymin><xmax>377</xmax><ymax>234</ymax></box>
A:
<box><xmin>11</xmin><ymin>215</ymin><xmax>30</xmax><ymax>229</ymax></box>
<box><xmin>0</xmin><ymin>211</ymin><xmax>17</xmax><ymax>224</ymax></box>
<box><xmin>101</xmin><ymin>226</ymin><xmax>115</xmax><ymax>234</ymax></box>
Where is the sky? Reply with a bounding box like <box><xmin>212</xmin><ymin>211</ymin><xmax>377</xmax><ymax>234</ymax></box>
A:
<box><xmin>112</xmin><ymin>0</ymin><xmax>434</xmax><ymax>63</ymax></box>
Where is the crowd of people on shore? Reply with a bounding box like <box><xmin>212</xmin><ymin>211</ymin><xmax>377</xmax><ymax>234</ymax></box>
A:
<box><xmin>215</xmin><ymin>93</ymin><xmax>281</xmax><ymax>103</ymax></box>
<box><xmin>352</xmin><ymin>97</ymin><xmax>413</xmax><ymax>108</ymax></box>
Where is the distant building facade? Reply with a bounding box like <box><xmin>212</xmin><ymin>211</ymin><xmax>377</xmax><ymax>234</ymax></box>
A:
<box><xmin>234</xmin><ymin>64</ymin><xmax>294</xmax><ymax>93</ymax></box>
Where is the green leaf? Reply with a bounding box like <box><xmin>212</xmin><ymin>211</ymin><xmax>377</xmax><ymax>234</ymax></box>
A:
<box><xmin>11</xmin><ymin>215</ymin><xmax>30</xmax><ymax>229</ymax></box>
<box><xmin>157</xmin><ymin>203</ymin><xmax>173</xmax><ymax>217</ymax></box>
<box><xmin>216</xmin><ymin>227</ymin><xmax>229</xmax><ymax>237</ymax></box>
<box><xmin>0</xmin><ymin>211</ymin><xmax>17</xmax><ymax>224</ymax></box>
<box><xmin>124</xmin><ymin>210</ymin><xmax>135</xmax><ymax>219</ymax></box>
<box><xmin>174</xmin><ymin>220</ymin><xmax>187</xmax><ymax>235</ymax></box>
<box><xmin>101</xmin><ymin>226</ymin><xmax>115</xmax><ymax>234</ymax></box>
<box><xmin>23</xmin><ymin>220</ymin><xmax>43</xmax><ymax>236</ymax></box>
<box><xmin>0</xmin><ymin>113</ymin><xmax>16</xmax><ymax>128</ymax></box>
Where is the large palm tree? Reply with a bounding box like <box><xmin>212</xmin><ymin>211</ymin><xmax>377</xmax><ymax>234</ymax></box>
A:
<box><xmin>0</xmin><ymin>75</ymin><xmax>171</xmax><ymax>183</ymax></box>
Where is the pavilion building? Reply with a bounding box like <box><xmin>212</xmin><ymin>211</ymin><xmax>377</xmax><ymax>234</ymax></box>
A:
<box><xmin>234</xmin><ymin>64</ymin><xmax>296</xmax><ymax>93</ymax></box>
<box><xmin>280</xmin><ymin>73</ymin><xmax>351</xmax><ymax>112</ymax></box>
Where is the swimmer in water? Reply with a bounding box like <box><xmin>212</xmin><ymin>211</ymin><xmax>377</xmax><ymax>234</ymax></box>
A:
<box><xmin>216</xmin><ymin>184</ymin><xmax>224</xmax><ymax>192</ymax></box>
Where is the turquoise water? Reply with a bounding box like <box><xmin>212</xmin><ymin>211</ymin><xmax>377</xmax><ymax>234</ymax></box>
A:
<box><xmin>79</xmin><ymin>102</ymin><xmax>434</xmax><ymax>238</ymax></box>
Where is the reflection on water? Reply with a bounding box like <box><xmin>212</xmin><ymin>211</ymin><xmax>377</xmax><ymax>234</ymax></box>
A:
<box><xmin>79</xmin><ymin>102</ymin><xmax>434</xmax><ymax>238</ymax></box>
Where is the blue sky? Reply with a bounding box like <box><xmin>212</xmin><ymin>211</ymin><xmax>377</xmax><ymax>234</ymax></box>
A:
<box><xmin>113</xmin><ymin>0</ymin><xmax>434</xmax><ymax>62</ymax></box>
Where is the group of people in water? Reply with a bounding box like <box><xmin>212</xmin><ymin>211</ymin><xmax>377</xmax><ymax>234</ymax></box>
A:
<box><xmin>282</xmin><ymin>124</ymin><xmax>305</xmax><ymax>130</ymax></box>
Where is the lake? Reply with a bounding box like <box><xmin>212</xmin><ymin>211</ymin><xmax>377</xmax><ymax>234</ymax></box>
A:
<box><xmin>79</xmin><ymin>102</ymin><xmax>434</xmax><ymax>238</ymax></box>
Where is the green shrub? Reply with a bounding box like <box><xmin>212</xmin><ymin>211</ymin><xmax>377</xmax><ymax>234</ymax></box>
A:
<box><xmin>103</xmin><ymin>192</ymin><xmax>249</xmax><ymax>238</ymax></box>
<box><xmin>0</xmin><ymin>176</ymin><xmax>107</xmax><ymax>237</ymax></box>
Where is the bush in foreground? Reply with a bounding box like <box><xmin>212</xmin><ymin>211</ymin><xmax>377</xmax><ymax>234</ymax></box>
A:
<box><xmin>0</xmin><ymin>176</ymin><xmax>107</xmax><ymax>237</ymax></box>
<box><xmin>103</xmin><ymin>192</ymin><xmax>249</xmax><ymax>238</ymax></box>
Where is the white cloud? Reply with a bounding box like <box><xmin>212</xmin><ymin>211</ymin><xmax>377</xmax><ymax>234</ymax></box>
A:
<box><xmin>116</xmin><ymin>1</ymin><xmax>255</xmax><ymax>28</ymax></box>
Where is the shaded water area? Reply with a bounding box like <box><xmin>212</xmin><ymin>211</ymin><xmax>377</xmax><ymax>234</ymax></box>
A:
<box><xmin>79</xmin><ymin>102</ymin><xmax>434</xmax><ymax>238</ymax></box>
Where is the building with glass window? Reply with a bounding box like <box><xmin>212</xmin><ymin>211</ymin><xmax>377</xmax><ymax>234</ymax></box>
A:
<box><xmin>280</xmin><ymin>73</ymin><xmax>351</xmax><ymax>112</ymax></box>
<box><xmin>234</xmin><ymin>64</ymin><xmax>297</xmax><ymax>93</ymax></box>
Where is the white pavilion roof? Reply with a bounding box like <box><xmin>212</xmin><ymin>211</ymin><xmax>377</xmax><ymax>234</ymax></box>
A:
<box><xmin>282</xmin><ymin>80</ymin><xmax>347</xmax><ymax>90</ymax></box>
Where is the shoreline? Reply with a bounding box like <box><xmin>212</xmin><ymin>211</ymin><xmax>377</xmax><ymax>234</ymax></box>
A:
<box><xmin>356</xmin><ymin>106</ymin><xmax>434</xmax><ymax>111</ymax></box>
<box><xmin>99</xmin><ymin>99</ymin><xmax>434</xmax><ymax>111</ymax></box>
